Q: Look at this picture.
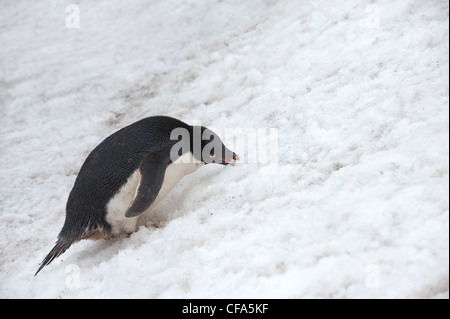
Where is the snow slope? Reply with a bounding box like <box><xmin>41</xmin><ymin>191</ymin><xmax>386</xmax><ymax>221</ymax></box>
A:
<box><xmin>0</xmin><ymin>0</ymin><xmax>448</xmax><ymax>298</ymax></box>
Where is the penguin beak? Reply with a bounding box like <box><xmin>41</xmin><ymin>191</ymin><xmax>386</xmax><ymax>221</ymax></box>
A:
<box><xmin>221</xmin><ymin>152</ymin><xmax>239</xmax><ymax>165</ymax></box>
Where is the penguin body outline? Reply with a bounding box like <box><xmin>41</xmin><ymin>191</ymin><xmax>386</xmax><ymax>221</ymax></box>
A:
<box><xmin>36</xmin><ymin>115</ymin><xmax>237</xmax><ymax>275</ymax></box>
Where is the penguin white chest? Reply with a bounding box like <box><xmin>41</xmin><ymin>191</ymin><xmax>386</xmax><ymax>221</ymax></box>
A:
<box><xmin>105</xmin><ymin>152</ymin><xmax>203</xmax><ymax>235</ymax></box>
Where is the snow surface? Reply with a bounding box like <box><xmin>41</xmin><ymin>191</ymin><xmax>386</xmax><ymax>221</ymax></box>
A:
<box><xmin>0</xmin><ymin>0</ymin><xmax>448</xmax><ymax>299</ymax></box>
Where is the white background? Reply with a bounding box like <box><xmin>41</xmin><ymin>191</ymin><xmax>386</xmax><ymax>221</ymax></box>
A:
<box><xmin>0</xmin><ymin>0</ymin><xmax>448</xmax><ymax>298</ymax></box>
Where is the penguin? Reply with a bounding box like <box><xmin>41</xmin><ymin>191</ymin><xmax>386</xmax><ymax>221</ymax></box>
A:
<box><xmin>35</xmin><ymin>115</ymin><xmax>238</xmax><ymax>275</ymax></box>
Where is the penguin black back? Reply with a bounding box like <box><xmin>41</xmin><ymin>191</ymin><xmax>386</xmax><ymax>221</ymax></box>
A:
<box><xmin>36</xmin><ymin>116</ymin><xmax>188</xmax><ymax>275</ymax></box>
<box><xmin>62</xmin><ymin>116</ymin><xmax>190</xmax><ymax>237</ymax></box>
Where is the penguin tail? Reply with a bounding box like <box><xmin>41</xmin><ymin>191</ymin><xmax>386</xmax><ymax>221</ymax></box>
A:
<box><xmin>35</xmin><ymin>237</ymin><xmax>74</xmax><ymax>276</ymax></box>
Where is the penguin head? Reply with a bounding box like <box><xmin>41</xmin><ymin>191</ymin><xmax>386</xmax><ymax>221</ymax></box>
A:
<box><xmin>169</xmin><ymin>121</ymin><xmax>238</xmax><ymax>165</ymax></box>
<box><xmin>196</xmin><ymin>126</ymin><xmax>238</xmax><ymax>165</ymax></box>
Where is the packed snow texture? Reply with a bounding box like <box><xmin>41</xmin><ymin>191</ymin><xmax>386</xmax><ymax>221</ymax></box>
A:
<box><xmin>0</xmin><ymin>0</ymin><xmax>448</xmax><ymax>298</ymax></box>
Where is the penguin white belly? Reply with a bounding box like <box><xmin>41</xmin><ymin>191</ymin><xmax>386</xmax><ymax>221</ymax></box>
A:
<box><xmin>105</xmin><ymin>152</ymin><xmax>203</xmax><ymax>235</ymax></box>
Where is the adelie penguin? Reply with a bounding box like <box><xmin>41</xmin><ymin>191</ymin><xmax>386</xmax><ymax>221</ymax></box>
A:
<box><xmin>35</xmin><ymin>115</ymin><xmax>238</xmax><ymax>275</ymax></box>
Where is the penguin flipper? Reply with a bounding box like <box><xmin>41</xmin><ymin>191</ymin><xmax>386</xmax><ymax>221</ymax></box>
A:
<box><xmin>125</xmin><ymin>152</ymin><xmax>170</xmax><ymax>218</ymax></box>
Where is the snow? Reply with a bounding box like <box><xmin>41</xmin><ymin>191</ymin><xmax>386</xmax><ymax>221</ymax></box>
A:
<box><xmin>0</xmin><ymin>0</ymin><xmax>448</xmax><ymax>299</ymax></box>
